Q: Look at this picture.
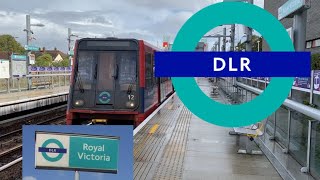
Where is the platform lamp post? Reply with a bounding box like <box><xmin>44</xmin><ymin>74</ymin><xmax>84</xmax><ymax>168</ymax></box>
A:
<box><xmin>24</xmin><ymin>14</ymin><xmax>45</xmax><ymax>90</ymax></box>
<box><xmin>67</xmin><ymin>28</ymin><xmax>79</xmax><ymax>66</ymax></box>
<box><xmin>257</xmin><ymin>40</ymin><xmax>260</xmax><ymax>52</ymax></box>
<box><xmin>224</xmin><ymin>0</ymin><xmax>253</xmax><ymax>51</ymax></box>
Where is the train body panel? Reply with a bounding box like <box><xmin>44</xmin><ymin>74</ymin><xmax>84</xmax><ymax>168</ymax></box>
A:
<box><xmin>66</xmin><ymin>38</ymin><xmax>174</xmax><ymax>126</ymax></box>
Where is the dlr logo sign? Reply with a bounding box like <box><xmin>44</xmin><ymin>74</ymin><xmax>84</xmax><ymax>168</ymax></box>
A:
<box><xmin>213</xmin><ymin>57</ymin><xmax>251</xmax><ymax>72</ymax></box>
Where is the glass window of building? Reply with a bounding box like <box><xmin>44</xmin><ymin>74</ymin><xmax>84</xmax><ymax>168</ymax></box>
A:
<box><xmin>315</xmin><ymin>39</ymin><xmax>320</xmax><ymax>47</ymax></box>
<box><xmin>306</xmin><ymin>41</ymin><xmax>312</xmax><ymax>49</ymax></box>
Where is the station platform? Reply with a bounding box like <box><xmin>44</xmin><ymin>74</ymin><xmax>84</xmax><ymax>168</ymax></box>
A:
<box><xmin>134</xmin><ymin>79</ymin><xmax>282</xmax><ymax>180</ymax></box>
<box><xmin>0</xmin><ymin>86</ymin><xmax>69</xmax><ymax>116</ymax></box>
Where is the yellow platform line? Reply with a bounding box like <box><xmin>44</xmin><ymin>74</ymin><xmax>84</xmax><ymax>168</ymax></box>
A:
<box><xmin>149</xmin><ymin>124</ymin><xmax>159</xmax><ymax>134</ymax></box>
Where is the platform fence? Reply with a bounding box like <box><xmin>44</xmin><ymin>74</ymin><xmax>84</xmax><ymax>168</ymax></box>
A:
<box><xmin>0</xmin><ymin>72</ymin><xmax>71</xmax><ymax>93</ymax></box>
<box><xmin>216</xmin><ymin>70</ymin><xmax>320</xmax><ymax>179</ymax></box>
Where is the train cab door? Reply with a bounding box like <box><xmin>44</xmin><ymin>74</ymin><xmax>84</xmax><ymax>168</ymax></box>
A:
<box><xmin>95</xmin><ymin>52</ymin><xmax>116</xmax><ymax>108</ymax></box>
<box><xmin>95</xmin><ymin>51</ymin><xmax>138</xmax><ymax>110</ymax></box>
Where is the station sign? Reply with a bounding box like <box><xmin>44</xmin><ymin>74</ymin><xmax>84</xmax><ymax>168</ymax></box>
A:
<box><xmin>25</xmin><ymin>45</ymin><xmax>40</xmax><ymax>51</ymax></box>
<box><xmin>69</xmin><ymin>56</ymin><xmax>73</xmax><ymax>66</ymax></box>
<box><xmin>0</xmin><ymin>59</ymin><xmax>10</xmax><ymax>79</ymax></box>
<box><xmin>68</xmin><ymin>50</ymin><xmax>74</xmax><ymax>56</ymax></box>
<box><xmin>11</xmin><ymin>59</ymin><xmax>27</xmax><ymax>77</ymax></box>
<box><xmin>278</xmin><ymin>0</ymin><xmax>311</xmax><ymax>20</ymax></box>
<box><xmin>35</xmin><ymin>131</ymin><xmax>119</xmax><ymax>173</ymax></box>
<box><xmin>11</xmin><ymin>54</ymin><xmax>27</xmax><ymax>61</ymax></box>
<box><xmin>29</xmin><ymin>53</ymin><xmax>35</xmax><ymax>65</ymax></box>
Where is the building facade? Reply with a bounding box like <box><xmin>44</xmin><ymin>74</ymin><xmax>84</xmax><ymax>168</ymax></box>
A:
<box><xmin>263</xmin><ymin>0</ymin><xmax>320</xmax><ymax>54</ymax></box>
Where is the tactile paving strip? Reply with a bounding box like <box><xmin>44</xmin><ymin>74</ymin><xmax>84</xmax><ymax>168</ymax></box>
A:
<box><xmin>152</xmin><ymin>107</ymin><xmax>192</xmax><ymax>180</ymax></box>
<box><xmin>134</xmin><ymin>80</ymin><xmax>224</xmax><ymax>180</ymax></box>
<box><xmin>134</xmin><ymin>96</ymin><xmax>184</xmax><ymax>180</ymax></box>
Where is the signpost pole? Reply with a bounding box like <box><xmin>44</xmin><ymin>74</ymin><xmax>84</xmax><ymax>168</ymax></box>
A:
<box><xmin>230</xmin><ymin>24</ymin><xmax>236</xmax><ymax>51</ymax></box>
<box><xmin>294</xmin><ymin>6</ymin><xmax>309</xmax><ymax>174</ymax></box>
<box><xmin>217</xmin><ymin>37</ymin><xmax>221</xmax><ymax>52</ymax></box>
<box><xmin>222</xmin><ymin>27</ymin><xmax>227</xmax><ymax>51</ymax></box>
<box><xmin>26</xmin><ymin>15</ymin><xmax>32</xmax><ymax>90</ymax></box>
<box><xmin>75</xmin><ymin>171</ymin><xmax>80</xmax><ymax>180</ymax></box>
<box><xmin>245</xmin><ymin>0</ymin><xmax>253</xmax><ymax>52</ymax></box>
<box><xmin>293</xmin><ymin>10</ymin><xmax>307</xmax><ymax>51</ymax></box>
<box><xmin>68</xmin><ymin>28</ymin><xmax>72</xmax><ymax>66</ymax></box>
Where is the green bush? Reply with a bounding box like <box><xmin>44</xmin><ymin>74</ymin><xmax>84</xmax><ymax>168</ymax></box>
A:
<box><xmin>312</xmin><ymin>53</ymin><xmax>320</xmax><ymax>70</ymax></box>
<box><xmin>34</xmin><ymin>53</ymin><xmax>53</xmax><ymax>67</ymax></box>
<box><xmin>52</xmin><ymin>58</ymin><xmax>69</xmax><ymax>67</ymax></box>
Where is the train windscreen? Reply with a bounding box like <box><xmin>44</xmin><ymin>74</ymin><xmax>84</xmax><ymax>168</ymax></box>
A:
<box><xmin>73</xmin><ymin>40</ymin><xmax>139</xmax><ymax>110</ymax></box>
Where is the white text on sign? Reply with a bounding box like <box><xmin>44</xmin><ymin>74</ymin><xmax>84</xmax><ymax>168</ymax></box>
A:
<box><xmin>213</xmin><ymin>57</ymin><xmax>251</xmax><ymax>72</ymax></box>
<box><xmin>77</xmin><ymin>143</ymin><xmax>111</xmax><ymax>162</ymax></box>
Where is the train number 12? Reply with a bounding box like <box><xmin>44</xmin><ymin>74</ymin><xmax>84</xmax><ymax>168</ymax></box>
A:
<box><xmin>128</xmin><ymin>95</ymin><xmax>135</xmax><ymax>100</ymax></box>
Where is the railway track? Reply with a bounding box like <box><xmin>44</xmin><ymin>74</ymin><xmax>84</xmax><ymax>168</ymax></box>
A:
<box><xmin>0</xmin><ymin>80</ymin><xmax>228</xmax><ymax>180</ymax></box>
<box><xmin>0</xmin><ymin>104</ymin><xmax>67</xmax><ymax>134</ymax></box>
<box><xmin>0</xmin><ymin>105</ymin><xmax>67</xmax><ymax>180</ymax></box>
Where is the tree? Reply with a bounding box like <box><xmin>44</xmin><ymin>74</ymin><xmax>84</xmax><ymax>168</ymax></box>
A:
<box><xmin>35</xmin><ymin>53</ymin><xmax>52</xmax><ymax>67</ymax></box>
<box><xmin>312</xmin><ymin>53</ymin><xmax>320</xmax><ymax>70</ymax></box>
<box><xmin>60</xmin><ymin>58</ymin><xmax>70</xmax><ymax>67</ymax></box>
<box><xmin>0</xmin><ymin>34</ymin><xmax>25</xmax><ymax>54</ymax></box>
<box><xmin>236</xmin><ymin>35</ymin><xmax>262</xmax><ymax>52</ymax></box>
<box><xmin>52</xmin><ymin>58</ymin><xmax>69</xmax><ymax>67</ymax></box>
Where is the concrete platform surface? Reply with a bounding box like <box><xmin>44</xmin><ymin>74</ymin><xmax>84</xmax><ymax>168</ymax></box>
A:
<box><xmin>0</xmin><ymin>86</ymin><xmax>69</xmax><ymax>105</ymax></box>
<box><xmin>134</xmin><ymin>78</ymin><xmax>282</xmax><ymax>180</ymax></box>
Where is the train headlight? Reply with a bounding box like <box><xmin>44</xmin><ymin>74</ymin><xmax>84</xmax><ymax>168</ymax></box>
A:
<box><xmin>126</xmin><ymin>101</ymin><xmax>135</xmax><ymax>108</ymax></box>
<box><xmin>74</xmin><ymin>100</ymin><xmax>84</xmax><ymax>106</ymax></box>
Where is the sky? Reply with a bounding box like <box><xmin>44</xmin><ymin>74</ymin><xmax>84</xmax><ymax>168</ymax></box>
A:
<box><xmin>0</xmin><ymin>0</ymin><xmax>264</xmax><ymax>52</ymax></box>
<box><xmin>22</xmin><ymin>125</ymin><xmax>133</xmax><ymax>180</ymax></box>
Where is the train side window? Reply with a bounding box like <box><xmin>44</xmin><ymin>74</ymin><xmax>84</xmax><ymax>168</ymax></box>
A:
<box><xmin>152</xmin><ymin>53</ymin><xmax>156</xmax><ymax>86</ymax></box>
<box><xmin>145</xmin><ymin>52</ymin><xmax>152</xmax><ymax>88</ymax></box>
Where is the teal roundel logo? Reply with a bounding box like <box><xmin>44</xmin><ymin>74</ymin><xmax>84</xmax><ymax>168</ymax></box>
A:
<box><xmin>99</xmin><ymin>91</ymin><xmax>111</xmax><ymax>104</ymax></box>
<box><xmin>171</xmin><ymin>2</ymin><xmax>294</xmax><ymax>127</ymax></box>
<box><xmin>40</xmin><ymin>139</ymin><xmax>66</xmax><ymax>162</ymax></box>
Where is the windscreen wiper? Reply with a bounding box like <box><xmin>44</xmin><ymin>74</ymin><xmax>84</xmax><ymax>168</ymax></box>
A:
<box><xmin>76</xmin><ymin>72</ymin><xmax>85</xmax><ymax>93</ymax></box>
<box><xmin>94</xmin><ymin>64</ymin><xmax>98</xmax><ymax>79</ymax></box>
<box><xmin>113</xmin><ymin>64</ymin><xmax>119</xmax><ymax>80</ymax></box>
<box><xmin>127</xmin><ymin>84</ymin><xmax>133</xmax><ymax>94</ymax></box>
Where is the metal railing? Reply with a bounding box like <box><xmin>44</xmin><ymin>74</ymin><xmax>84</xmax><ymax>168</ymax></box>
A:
<box><xmin>217</xmin><ymin>76</ymin><xmax>320</xmax><ymax>179</ymax></box>
<box><xmin>0</xmin><ymin>73</ymin><xmax>71</xmax><ymax>93</ymax></box>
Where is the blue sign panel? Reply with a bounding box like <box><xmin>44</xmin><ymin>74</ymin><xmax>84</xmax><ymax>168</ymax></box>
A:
<box><xmin>155</xmin><ymin>52</ymin><xmax>310</xmax><ymax>77</ymax></box>
<box><xmin>293</xmin><ymin>77</ymin><xmax>311</xmax><ymax>89</ymax></box>
<box><xmin>38</xmin><ymin>147</ymin><xmax>67</xmax><ymax>154</ymax></box>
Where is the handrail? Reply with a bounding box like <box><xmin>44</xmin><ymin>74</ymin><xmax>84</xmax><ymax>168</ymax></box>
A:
<box><xmin>235</xmin><ymin>81</ymin><xmax>320</xmax><ymax>122</ymax></box>
<box><xmin>0</xmin><ymin>74</ymin><xmax>71</xmax><ymax>80</ymax></box>
<box><xmin>27</xmin><ymin>74</ymin><xmax>71</xmax><ymax>77</ymax></box>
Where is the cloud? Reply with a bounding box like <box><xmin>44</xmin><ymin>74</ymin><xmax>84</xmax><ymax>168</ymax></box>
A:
<box><xmin>68</xmin><ymin>17</ymin><xmax>113</xmax><ymax>28</ymax></box>
<box><xmin>0</xmin><ymin>0</ymin><xmax>264</xmax><ymax>52</ymax></box>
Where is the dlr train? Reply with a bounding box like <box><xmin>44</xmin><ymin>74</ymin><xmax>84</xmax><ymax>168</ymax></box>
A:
<box><xmin>66</xmin><ymin>38</ymin><xmax>174</xmax><ymax>126</ymax></box>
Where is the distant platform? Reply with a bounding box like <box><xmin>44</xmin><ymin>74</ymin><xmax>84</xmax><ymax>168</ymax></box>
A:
<box><xmin>0</xmin><ymin>86</ymin><xmax>69</xmax><ymax>116</ymax></box>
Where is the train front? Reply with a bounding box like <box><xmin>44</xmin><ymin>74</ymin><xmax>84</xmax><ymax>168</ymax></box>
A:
<box><xmin>67</xmin><ymin>39</ymin><xmax>139</xmax><ymax>125</ymax></box>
